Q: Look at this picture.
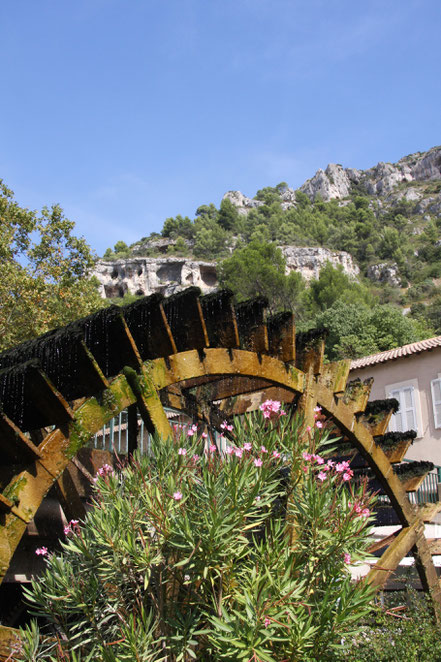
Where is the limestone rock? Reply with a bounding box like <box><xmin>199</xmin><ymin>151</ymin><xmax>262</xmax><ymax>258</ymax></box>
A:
<box><xmin>300</xmin><ymin>164</ymin><xmax>355</xmax><ymax>202</ymax></box>
<box><xmin>367</xmin><ymin>263</ymin><xmax>401</xmax><ymax>287</ymax></box>
<box><xmin>298</xmin><ymin>145</ymin><xmax>441</xmax><ymax>202</ymax></box>
<box><xmin>281</xmin><ymin>246</ymin><xmax>359</xmax><ymax>281</ymax></box>
<box><xmin>222</xmin><ymin>191</ymin><xmax>264</xmax><ymax>215</ymax></box>
<box><xmin>94</xmin><ymin>247</ymin><xmax>360</xmax><ymax>299</ymax></box>
<box><xmin>93</xmin><ymin>257</ymin><xmax>218</xmax><ymax>299</ymax></box>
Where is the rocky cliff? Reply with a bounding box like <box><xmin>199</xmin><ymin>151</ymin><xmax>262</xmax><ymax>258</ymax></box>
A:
<box><xmin>94</xmin><ymin>247</ymin><xmax>358</xmax><ymax>299</ymax></box>
<box><xmin>225</xmin><ymin>145</ymin><xmax>441</xmax><ymax>213</ymax></box>
<box><xmin>94</xmin><ymin>257</ymin><xmax>218</xmax><ymax>299</ymax></box>
<box><xmin>95</xmin><ymin>146</ymin><xmax>440</xmax><ymax>300</ymax></box>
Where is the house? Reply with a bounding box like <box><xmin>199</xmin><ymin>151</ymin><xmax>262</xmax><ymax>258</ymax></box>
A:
<box><xmin>350</xmin><ymin>335</ymin><xmax>441</xmax><ymax>467</ymax></box>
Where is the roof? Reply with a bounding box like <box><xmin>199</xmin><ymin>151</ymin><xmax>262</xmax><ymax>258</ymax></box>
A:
<box><xmin>350</xmin><ymin>336</ymin><xmax>441</xmax><ymax>370</ymax></box>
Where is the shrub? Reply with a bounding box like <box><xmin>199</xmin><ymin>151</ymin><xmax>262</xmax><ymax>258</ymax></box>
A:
<box><xmin>18</xmin><ymin>407</ymin><xmax>376</xmax><ymax>661</ymax></box>
<box><xmin>336</xmin><ymin>588</ymin><xmax>441</xmax><ymax>662</ymax></box>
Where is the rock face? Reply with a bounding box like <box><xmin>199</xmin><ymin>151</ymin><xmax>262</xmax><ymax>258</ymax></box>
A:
<box><xmin>94</xmin><ymin>258</ymin><xmax>218</xmax><ymax>299</ymax></box>
<box><xmin>94</xmin><ymin>248</ymin><xmax>359</xmax><ymax>299</ymax></box>
<box><xmin>222</xmin><ymin>191</ymin><xmax>265</xmax><ymax>215</ymax></box>
<box><xmin>297</xmin><ymin>145</ymin><xmax>441</xmax><ymax>203</ymax></box>
<box><xmin>224</xmin><ymin>146</ymin><xmax>441</xmax><ymax>209</ymax></box>
<box><xmin>367</xmin><ymin>263</ymin><xmax>401</xmax><ymax>287</ymax></box>
<box><xmin>281</xmin><ymin>247</ymin><xmax>359</xmax><ymax>281</ymax></box>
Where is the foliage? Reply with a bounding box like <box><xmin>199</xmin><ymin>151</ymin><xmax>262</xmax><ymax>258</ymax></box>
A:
<box><xmin>335</xmin><ymin>588</ymin><xmax>441</xmax><ymax>662</ymax></box>
<box><xmin>306</xmin><ymin>262</ymin><xmax>373</xmax><ymax>313</ymax></box>
<box><xmin>19</xmin><ymin>409</ymin><xmax>375</xmax><ymax>661</ymax></box>
<box><xmin>219</xmin><ymin>240</ymin><xmax>305</xmax><ymax>315</ymax></box>
<box><xmin>311</xmin><ymin>300</ymin><xmax>433</xmax><ymax>360</ymax></box>
<box><xmin>0</xmin><ymin>180</ymin><xmax>105</xmax><ymax>351</ymax></box>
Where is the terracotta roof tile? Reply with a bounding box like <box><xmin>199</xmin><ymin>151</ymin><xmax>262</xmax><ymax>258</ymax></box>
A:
<box><xmin>350</xmin><ymin>336</ymin><xmax>441</xmax><ymax>370</ymax></box>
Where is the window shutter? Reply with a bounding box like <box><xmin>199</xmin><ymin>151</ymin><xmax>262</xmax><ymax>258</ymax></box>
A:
<box><xmin>431</xmin><ymin>378</ymin><xmax>441</xmax><ymax>429</ymax></box>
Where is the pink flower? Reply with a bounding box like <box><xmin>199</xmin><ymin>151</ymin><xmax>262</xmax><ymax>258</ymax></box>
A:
<box><xmin>302</xmin><ymin>451</ymin><xmax>312</xmax><ymax>461</ymax></box>
<box><xmin>220</xmin><ymin>421</ymin><xmax>233</xmax><ymax>432</ymax></box>
<box><xmin>306</xmin><ymin>425</ymin><xmax>312</xmax><ymax>433</ymax></box>
<box><xmin>327</xmin><ymin>460</ymin><xmax>335</xmax><ymax>468</ymax></box>
<box><xmin>316</xmin><ymin>421</ymin><xmax>323</xmax><ymax>429</ymax></box>
<box><xmin>255</xmin><ymin>495</ymin><xmax>261</xmax><ymax>501</ymax></box>
<box><xmin>234</xmin><ymin>448</ymin><xmax>243</xmax><ymax>458</ymax></box>
<box><xmin>314</xmin><ymin>406</ymin><xmax>322</xmax><ymax>413</ymax></box>
<box><xmin>70</xmin><ymin>520</ymin><xmax>79</xmax><ymax>526</ymax></box>
<box><xmin>63</xmin><ymin>526</ymin><xmax>71</xmax><ymax>535</ymax></box>
<box><xmin>317</xmin><ymin>471</ymin><xmax>327</xmax><ymax>482</ymax></box>
<box><xmin>226</xmin><ymin>446</ymin><xmax>234</xmax><ymax>455</ymax></box>
<box><xmin>261</xmin><ymin>445</ymin><xmax>268</xmax><ymax>454</ymax></box>
<box><xmin>259</xmin><ymin>399</ymin><xmax>281</xmax><ymax>419</ymax></box>
<box><xmin>209</xmin><ymin>444</ymin><xmax>217</xmax><ymax>453</ymax></box>
<box><xmin>202</xmin><ymin>432</ymin><xmax>208</xmax><ymax>439</ymax></box>
<box><xmin>342</xmin><ymin>472</ymin><xmax>352</xmax><ymax>482</ymax></box>
<box><xmin>187</xmin><ymin>429</ymin><xmax>196</xmax><ymax>437</ymax></box>
<box><xmin>302</xmin><ymin>465</ymin><xmax>308</xmax><ymax>473</ymax></box>
<box><xmin>362</xmin><ymin>508</ymin><xmax>370</xmax><ymax>518</ymax></box>
<box><xmin>95</xmin><ymin>463</ymin><xmax>114</xmax><ymax>480</ymax></box>
<box><xmin>335</xmin><ymin>461</ymin><xmax>350</xmax><ymax>473</ymax></box>
<box><xmin>273</xmin><ymin>450</ymin><xmax>281</xmax><ymax>459</ymax></box>
<box><xmin>192</xmin><ymin>454</ymin><xmax>200</xmax><ymax>462</ymax></box>
<box><xmin>280</xmin><ymin>409</ymin><xmax>286</xmax><ymax>416</ymax></box>
<box><xmin>178</xmin><ymin>448</ymin><xmax>187</xmax><ymax>456</ymax></box>
<box><xmin>173</xmin><ymin>491</ymin><xmax>183</xmax><ymax>501</ymax></box>
<box><xmin>344</xmin><ymin>553</ymin><xmax>351</xmax><ymax>564</ymax></box>
<box><xmin>315</xmin><ymin>455</ymin><xmax>324</xmax><ymax>465</ymax></box>
<box><xmin>254</xmin><ymin>458</ymin><xmax>263</xmax><ymax>467</ymax></box>
<box><xmin>243</xmin><ymin>442</ymin><xmax>252</xmax><ymax>451</ymax></box>
<box><xmin>35</xmin><ymin>547</ymin><xmax>48</xmax><ymax>556</ymax></box>
<box><xmin>264</xmin><ymin>617</ymin><xmax>271</xmax><ymax>628</ymax></box>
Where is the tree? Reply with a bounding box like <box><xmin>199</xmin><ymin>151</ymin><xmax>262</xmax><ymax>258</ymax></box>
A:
<box><xmin>218</xmin><ymin>198</ymin><xmax>240</xmax><ymax>232</ymax></box>
<box><xmin>218</xmin><ymin>240</ymin><xmax>305</xmax><ymax>315</ymax></box>
<box><xmin>307</xmin><ymin>262</ymin><xmax>373</xmax><ymax>313</ymax></box>
<box><xmin>0</xmin><ymin>180</ymin><xmax>105</xmax><ymax>351</ymax></box>
<box><xmin>312</xmin><ymin>300</ymin><xmax>432</xmax><ymax>360</ymax></box>
<box><xmin>19</xmin><ymin>408</ymin><xmax>375</xmax><ymax>661</ymax></box>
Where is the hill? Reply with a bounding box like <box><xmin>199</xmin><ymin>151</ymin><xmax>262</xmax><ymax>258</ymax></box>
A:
<box><xmin>96</xmin><ymin>146</ymin><xmax>441</xmax><ymax>357</ymax></box>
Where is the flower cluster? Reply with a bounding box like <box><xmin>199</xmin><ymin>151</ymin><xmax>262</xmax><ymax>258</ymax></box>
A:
<box><xmin>220</xmin><ymin>420</ymin><xmax>233</xmax><ymax>432</ymax></box>
<box><xmin>187</xmin><ymin>424</ymin><xmax>198</xmax><ymax>437</ymax></box>
<box><xmin>302</xmin><ymin>453</ymin><xmax>354</xmax><ymax>483</ymax></box>
<box><xmin>348</xmin><ymin>501</ymin><xmax>371</xmax><ymax>518</ymax></box>
<box><xmin>94</xmin><ymin>463</ymin><xmax>114</xmax><ymax>482</ymax></box>
<box><xmin>35</xmin><ymin>546</ymin><xmax>48</xmax><ymax>556</ymax></box>
<box><xmin>63</xmin><ymin>519</ymin><xmax>80</xmax><ymax>536</ymax></box>
<box><xmin>259</xmin><ymin>399</ymin><xmax>286</xmax><ymax>419</ymax></box>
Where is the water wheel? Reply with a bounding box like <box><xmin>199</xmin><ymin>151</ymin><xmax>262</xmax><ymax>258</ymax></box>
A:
<box><xmin>0</xmin><ymin>287</ymin><xmax>440</xmax><ymax>656</ymax></box>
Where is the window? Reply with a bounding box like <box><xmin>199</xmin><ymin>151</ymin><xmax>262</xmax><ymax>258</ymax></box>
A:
<box><xmin>386</xmin><ymin>379</ymin><xmax>422</xmax><ymax>437</ymax></box>
<box><xmin>431</xmin><ymin>377</ymin><xmax>441</xmax><ymax>429</ymax></box>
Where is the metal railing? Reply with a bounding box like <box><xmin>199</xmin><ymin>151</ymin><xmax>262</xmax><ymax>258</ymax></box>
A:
<box><xmin>89</xmin><ymin>410</ymin><xmax>151</xmax><ymax>455</ymax></box>
<box><xmin>408</xmin><ymin>469</ymin><xmax>440</xmax><ymax>505</ymax></box>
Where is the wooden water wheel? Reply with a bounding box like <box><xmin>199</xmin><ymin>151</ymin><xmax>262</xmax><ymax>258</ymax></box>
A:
<box><xmin>0</xmin><ymin>287</ymin><xmax>440</xmax><ymax>656</ymax></box>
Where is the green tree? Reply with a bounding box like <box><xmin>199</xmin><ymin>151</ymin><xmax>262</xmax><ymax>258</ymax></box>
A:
<box><xmin>162</xmin><ymin>215</ymin><xmax>194</xmax><ymax>240</ymax></box>
<box><xmin>0</xmin><ymin>180</ymin><xmax>105</xmax><ymax>351</ymax></box>
<box><xmin>193</xmin><ymin>217</ymin><xmax>229</xmax><ymax>259</ymax></box>
<box><xmin>307</xmin><ymin>262</ymin><xmax>373</xmax><ymax>313</ymax></box>
<box><xmin>219</xmin><ymin>240</ymin><xmax>305</xmax><ymax>314</ymax></box>
<box><xmin>218</xmin><ymin>198</ymin><xmax>240</xmax><ymax>232</ymax></box>
<box><xmin>312</xmin><ymin>300</ymin><xmax>432</xmax><ymax>360</ymax></box>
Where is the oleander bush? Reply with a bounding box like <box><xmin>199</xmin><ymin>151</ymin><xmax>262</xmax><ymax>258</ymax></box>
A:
<box><xmin>18</xmin><ymin>404</ymin><xmax>376</xmax><ymax>661</ymax></box>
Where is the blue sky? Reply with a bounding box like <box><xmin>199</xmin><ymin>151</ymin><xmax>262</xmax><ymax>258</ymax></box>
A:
<box><xmin>1</xmin><ymin>0</ymin><xmax>440</xmax><ymax>255</ymax></box>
